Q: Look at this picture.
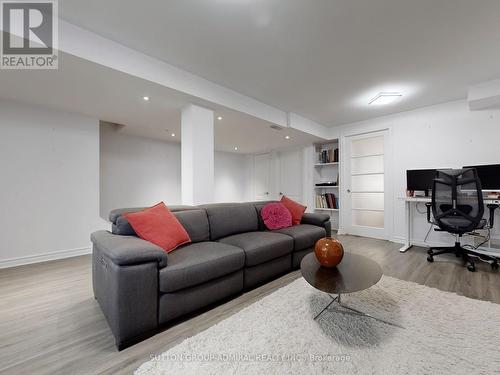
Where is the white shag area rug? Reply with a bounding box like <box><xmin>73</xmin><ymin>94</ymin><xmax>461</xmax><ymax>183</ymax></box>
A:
<box><xmin>136</xmin><ymin>276</ymin><xmax>500</xmax><ymax>374</ymax></box>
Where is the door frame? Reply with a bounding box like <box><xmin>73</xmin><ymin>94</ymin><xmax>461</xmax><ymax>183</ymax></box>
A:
<box><xmin>340</xmin><ymin>127</ymin><xmax>393</xmax><ymax>240</ymax></box>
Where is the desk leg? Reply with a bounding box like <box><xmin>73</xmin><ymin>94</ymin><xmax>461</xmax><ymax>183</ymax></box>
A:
<box><xmin>399</xmin><ymin>201</ymin><xmax>413</xmax><ymax>253</ymax></box>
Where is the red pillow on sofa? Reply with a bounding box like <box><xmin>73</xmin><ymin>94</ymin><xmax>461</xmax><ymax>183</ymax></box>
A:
<box><xmin>124</xmin><ymin>202</ymin><xmax>191</xmax><ymax>253</ymax></box>
<box><xmin>280</xmin><ymin>195</ymin><xmax>306</xmax><ymax>225</ymax></box>
<box><xmin>261</xmin><ymin>203</ymin><xmax>292</xmax><ymax>230</ymax></box>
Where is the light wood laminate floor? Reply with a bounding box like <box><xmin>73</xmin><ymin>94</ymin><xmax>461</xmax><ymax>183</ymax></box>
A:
<box><xmin>1</xmin><ymin>235</ymin><xmax>500</xmax><ymax>375</ymax></box>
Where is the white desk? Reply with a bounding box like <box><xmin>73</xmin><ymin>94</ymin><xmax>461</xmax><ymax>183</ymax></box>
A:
<box><xmin>399</xmin><ymin>196</ymin><xmax>500</xmax><ymax>253</ymax></box>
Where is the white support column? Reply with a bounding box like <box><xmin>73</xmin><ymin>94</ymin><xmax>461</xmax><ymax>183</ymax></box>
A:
<box><xmin>181</xmin><ymin>104</ymin><xmax>214</xmax><ymax>205</ymax></box>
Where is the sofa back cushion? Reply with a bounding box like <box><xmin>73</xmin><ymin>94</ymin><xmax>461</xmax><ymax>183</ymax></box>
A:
<box><xmin>109</xmin><ymin>205</ymin><xmax>197</xmax><ymax>224</ymax></box>
<box><xmin>174</xmin><ymin>210</ymin><xmax>210</xmax><ymax>242</ymax></box>
<box><xmin>113</xmin><ymin>215</ymin><xmax>136</xmax><ymax>236</ymax></box>
<box><xmin>200</xmin><ymin>203</ymin><xmax>259</xmax><ymax>240</ymax></box>
<box><xmin>111</xmin><ymin>207</ymin><xmax>209</xmax><ymax>243</ymax></box>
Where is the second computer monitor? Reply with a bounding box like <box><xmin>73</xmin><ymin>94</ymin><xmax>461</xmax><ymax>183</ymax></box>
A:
<box><xmin>463</xmin><ymin>164</ymin><xmax>500</xmax><ymax>191</ymax></box>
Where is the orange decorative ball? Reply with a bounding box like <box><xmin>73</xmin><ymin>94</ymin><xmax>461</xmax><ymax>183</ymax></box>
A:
<box><xmin>314</xmin><ymin>237</ymin><xmax>344</xmax><ymax>268</ymax></box>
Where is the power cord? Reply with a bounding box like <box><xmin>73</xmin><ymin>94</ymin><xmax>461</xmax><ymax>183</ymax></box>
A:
<box><xmin>417</xmin><ymin>202</ymin><xmax>436</xmax><ymax>243</ymax></box>
<box><xmin>415</xmin><ymin>202</ymin><xmax>427</xmax><ymax>215</ymax></box>
<box><xmin>423</xmin><ymin>223</ymin><xmax>433</xmax><ymax>243</ymax></box>
<box><xmin>461</xmin><ymin>228</ymin><xmax>498</xmax><ymax>266</ymax></box>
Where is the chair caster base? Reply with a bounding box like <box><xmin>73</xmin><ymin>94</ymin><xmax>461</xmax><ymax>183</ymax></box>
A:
<box><xmin>491</xmin><ymin>261</ymin><xmax>499</xmax><ymax>270</ymax></box>
<box><xmin>467</xmin><ymin>264</ymin><xmax>476</xmax><ymax>272</ymax></box>
<box><xmin>427</xmin><ymin>255</ymin><xmax>434</xmax><ymax>263</ymax></box>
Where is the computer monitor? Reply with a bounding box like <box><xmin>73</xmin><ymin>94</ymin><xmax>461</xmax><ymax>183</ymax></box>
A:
<box><xmin>406</xmin><ymin>169</ymin><xmax>437</xmax><ymax>196</ymax></box>
<box><xmin>463</xmin><ymin>164</ymin><xmax>500</xmax><ymax>191</ymax></box>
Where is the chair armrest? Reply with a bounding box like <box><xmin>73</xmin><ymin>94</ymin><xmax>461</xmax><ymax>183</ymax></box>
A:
<box><xmin>487</xmin><ymin>204</ymin><xmax>499</xmax><ymax>228</ymax></box>
<box><xmin>90</xmin><ymin>231</ymin><xmax>168</xmax><ymax>268</ymax></box>
<box><xmin>425</xmin><ymin>203</ymin><xmax>432</xmax><ymax>224</ymax></box>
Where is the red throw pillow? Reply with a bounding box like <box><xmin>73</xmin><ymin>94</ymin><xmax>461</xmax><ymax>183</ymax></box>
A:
<box><xmin>261</xmin><ymin>203</ymin><xmax>292</xmax><ymax>230</ymax></box>
<box><xmin>124</xmin><ymin>202</ymin><xmax>191</xmax><ymax>253</ymax></box>
<box><xmin>280</xmin><ymin>196</ymin><xmax>306</xmax><ymax>225</ymax></box>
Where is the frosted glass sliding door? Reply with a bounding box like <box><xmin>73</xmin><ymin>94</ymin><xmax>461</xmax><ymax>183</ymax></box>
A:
<box><xmin>344</xmin><ymin>130</ymin><xmax>389</xmax><ymax>239</ymax></box>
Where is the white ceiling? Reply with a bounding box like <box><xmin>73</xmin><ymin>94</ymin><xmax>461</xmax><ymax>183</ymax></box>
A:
<box><xmin>59</xmin><ymin>0</ymin><xmax>500</xmax><ymax>127</ymax></box>
<box><xmin>0</xmin><ymin>52</ymin><xmax>321</xmax><ymax>153</ymax></box>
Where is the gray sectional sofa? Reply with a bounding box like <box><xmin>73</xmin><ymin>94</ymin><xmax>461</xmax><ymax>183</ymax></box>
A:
<box><xmin>91</xmin><ymin>201</ymin><xmax>331</xmax><ymax>350</ymax></box>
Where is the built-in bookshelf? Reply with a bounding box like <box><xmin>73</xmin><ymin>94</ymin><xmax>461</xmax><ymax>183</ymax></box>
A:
<box><xmin>313</xmin><ymin>140</ymin><xmax>340</xmax><ymax>231</ymax></box>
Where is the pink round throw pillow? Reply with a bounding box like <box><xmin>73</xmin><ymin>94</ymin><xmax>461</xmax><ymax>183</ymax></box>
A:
<box><xmin>261</xmin><ymin>203</ymin><xmax>292</xmax><ymax>230</ymax></box>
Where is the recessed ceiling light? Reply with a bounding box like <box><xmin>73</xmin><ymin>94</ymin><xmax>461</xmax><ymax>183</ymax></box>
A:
<box><xmin>143</xmin><ymin>96</ymin><xmax>150</xmax><ymax>101</ymax></box>
<box><xmin>369</xmin><ymin>92</ymin><xmax>402</xmax><ymax>105</ymax></box>
<box><xmin>217</xmin><ymin>116</ymin><xmax>223</xmax><ymax>121</ymax></box>
<box><xmin>234</xmin><ymin>147</ymin><xmax>238</xmax><ymax>151</ymax></box>
<box><xmin>171</xmin><ymin>133</ymin><xmax>175</xmax><ymax>137</ymax></box>
<box><xmin>285</xmin><ymin>135</ymin><xmax>290</xmax><ymax>140</ymax></box>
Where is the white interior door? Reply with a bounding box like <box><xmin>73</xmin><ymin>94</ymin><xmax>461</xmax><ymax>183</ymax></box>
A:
<box><xmin>344</xmin><ymin>130</ymin><xmax>391</xmax><ymax>239</ymax></box>
<box><xmin>254</xmin><ymin>153</ymin><xmax>272</xmax><ymax>201</ymax></box>
<box><xmin>278</xmin><ymin>149</ymin><xmax>303</xmax><ymax>202</ymax></box>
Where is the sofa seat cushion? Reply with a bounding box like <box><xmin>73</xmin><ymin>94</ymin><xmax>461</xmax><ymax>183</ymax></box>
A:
<box><xmin>159</xmin><ymin>242</ymin><xmax>245</xmax><ymax>293</ymax></box>
<box><xmin>273</xmin><ymin>224</ymin><xmax>326</xmax><ymax>251</ymax></box>
<box><xmin>219</xmin><ymin>232</ymin><xmax>293</xmax><ymax>267</ymax></box>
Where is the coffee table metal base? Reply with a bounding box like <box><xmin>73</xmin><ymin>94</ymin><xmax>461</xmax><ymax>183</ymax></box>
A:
<box><xmin>314</xmin><ymin>294</ymin><xmax>404</xmax><ymax>329</ymax></box>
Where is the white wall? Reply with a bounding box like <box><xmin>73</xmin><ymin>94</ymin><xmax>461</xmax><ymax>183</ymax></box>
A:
<box><xmin>333</xmin><ymin>99</ymin><xmax>500</xmax><ymax>245</ymax></box>
<box><xmin>0</xmin><ymin>100</ymin><xmax>107</xmax><ymax>267</ymax></box>
<box><xmin>214</xmin><ymin>152</ymin><xmax>251</xmax><ymax>203</ymax></box>
<box><xmin>100</xmin><ymin>123</ymin><xmax>182</xmax><ymax>218</ymax></box>
<box><xmin>100</xmin><ymin>124</ymin><xmax>251</xmax><ymax>215</ymax></box>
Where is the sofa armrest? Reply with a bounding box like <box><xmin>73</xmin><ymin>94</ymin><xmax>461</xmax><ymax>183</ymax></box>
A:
<box><xmin>301</xmin><ymin>213</ymin><xmax>329</xmax><ymax>226</ymax></box>
<box><xmin>91</xmin><ymin>230</ymin><xmax>168</xmax><ymax>268</ymax></box>
<box><xmin>91</xmin><ymin>230</ymin><xmax>167</xmax><ymax>350</ymax></box>
<box><xmin>301</xmin><ymin>213</ymin><xmax>331</xmax><ymax>237</ymax></box>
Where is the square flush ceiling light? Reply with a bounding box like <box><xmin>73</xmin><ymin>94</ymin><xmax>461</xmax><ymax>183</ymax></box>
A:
<box><xmin>369</xmin><ymin>92</ymin><xmax>402</xmax><ymax>105</ymax></box>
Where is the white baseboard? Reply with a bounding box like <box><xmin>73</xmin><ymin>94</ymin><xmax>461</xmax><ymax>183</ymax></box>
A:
<box><xmin>0</xmin><ymin>247</ymin><xmax>91</xmax><ymax>269</ymax></box>
<box><xmin>391</xmin><ymin>236</ymin><xmax>451</xmax><ymax>248</ymax></box>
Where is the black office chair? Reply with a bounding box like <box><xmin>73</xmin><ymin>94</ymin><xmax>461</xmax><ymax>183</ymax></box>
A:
<box><xmin>425</xmin><ymin>168</ymin><xmax>499</xmax><ymax>272</ymax></box>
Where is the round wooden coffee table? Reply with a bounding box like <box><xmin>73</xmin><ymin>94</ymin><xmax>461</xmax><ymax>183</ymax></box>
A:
<box><xmin>301</xmin><ymin>252</ymin><xmax>401</xmax><ymax>328</ymax></box>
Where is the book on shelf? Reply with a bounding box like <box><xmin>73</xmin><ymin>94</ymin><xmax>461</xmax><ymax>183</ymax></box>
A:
<box><xmin>318</xmin><ymin>147</ymin><xmax>339</xmax><ymax>164</ymax></box>
<box><xmin>315</xmin><ymin>193</ymin><xmax>338</xmax><ymax>209</ymax></box>
<box><xmin>326</xmin><ymin>193</ymin><xmax>335</xmax><ymax>209</ymax></box>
